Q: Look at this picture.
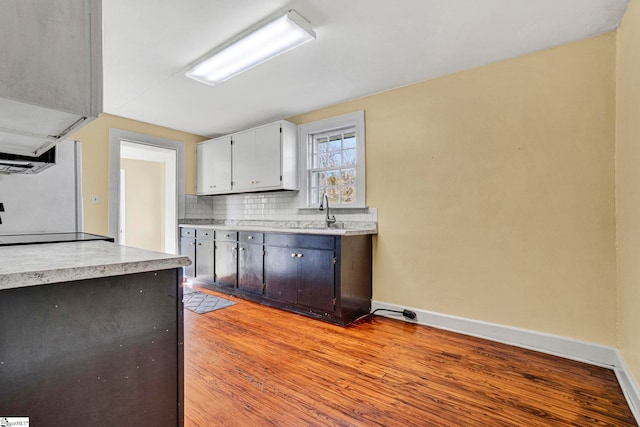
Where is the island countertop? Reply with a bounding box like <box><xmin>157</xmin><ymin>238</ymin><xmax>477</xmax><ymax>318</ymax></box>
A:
<box><xmin>0</xmin><ymin>240</ymin><xmax>191</xmax><ymax>291</ymax></box>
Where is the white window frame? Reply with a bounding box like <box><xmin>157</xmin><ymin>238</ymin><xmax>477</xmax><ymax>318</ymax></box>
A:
<box><xmin>299</xmin><ymin>111</ymin><xmax>366</xmax><ymax>208</ymax></box>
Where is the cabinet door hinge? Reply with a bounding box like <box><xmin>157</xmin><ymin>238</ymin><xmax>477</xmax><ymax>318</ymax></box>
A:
<box><xmin>231</xmin><ymin>181</ymin><xmax>234</xmax><ymax>187</ymax></box>
<box><xmin>279</xmin><ymin>126</ymin><xmax>282</xmax><ymax>134</ymax></box>
<box><xmin>280</xmin><ymin>175</ymin><xmax>283</xmax><ymax>182</ymax></box>
<box><xmin>263</xmin><ymin>250</ymin><xmax>267</xmax><ymax>256</ymax></box>
<box><xmin>333</xmin><ymin>257</ymin><xmax>337</xmax><ymax>265</ymax></box>
<box><xmin>230</xmin><ymin>138</ymin><xmax>234</xmax><ymax>145</ymax></box>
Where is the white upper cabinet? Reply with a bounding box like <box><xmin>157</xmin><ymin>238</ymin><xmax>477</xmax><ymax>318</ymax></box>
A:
<box><xmin>196</xmin><ymin>120</ymin><xmax>298</xmax><ymax>195</ymax></box>
<box><xmin>232</xmin><ymin>122</ymin><xmax>282</xmax><ymax>192</ymax></box>
<box><xmin>197</xmin><ymin>136</ymin><xmax>232</xmax><ymax>195</ymax></box>
<box><xmin>0</xmin><ymin>0</ymin><xmax>102</xmax><ymax>156</ymax></box>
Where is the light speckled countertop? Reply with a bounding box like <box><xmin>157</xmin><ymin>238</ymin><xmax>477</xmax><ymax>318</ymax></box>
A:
<box><xmin>0</xmin><ymin>240</ymin><xmax>191</xmax><ymax>291</ymax></box>
<box><xmin>178</xmin><ymin>220</ymin><xmax>377</xmax><ymax>236</ymax></box>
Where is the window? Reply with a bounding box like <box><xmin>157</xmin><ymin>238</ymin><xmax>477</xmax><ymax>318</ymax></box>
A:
<box><xmin>300</xmin><ymin>111</ymin><xmax>365</xmax><ymax>208</ymax></box>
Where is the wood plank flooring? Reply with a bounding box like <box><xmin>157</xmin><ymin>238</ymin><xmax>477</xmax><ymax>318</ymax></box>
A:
<box><xmin>184</xmin><ymin>286</ymin><xmax>637</xmax><ymax>426</ymax></box>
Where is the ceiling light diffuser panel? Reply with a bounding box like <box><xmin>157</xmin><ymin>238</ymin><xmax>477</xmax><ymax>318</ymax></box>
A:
<box><xmin>186</xmin><ymin>10</ymin><xmax>316</xmax><ymax>86</ymax></box>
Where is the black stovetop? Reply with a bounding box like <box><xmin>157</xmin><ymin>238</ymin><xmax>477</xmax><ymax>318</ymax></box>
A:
<box><xmin>0</xmin><ymin>232</ymin><xmax>114</xmax><ymax>246</ymax></box>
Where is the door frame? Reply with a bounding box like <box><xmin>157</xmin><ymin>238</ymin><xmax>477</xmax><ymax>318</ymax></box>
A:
<box><xmin>108</xmin><ymin>129</ymin><xmax>185</xmax><ymax>253</ymax></box>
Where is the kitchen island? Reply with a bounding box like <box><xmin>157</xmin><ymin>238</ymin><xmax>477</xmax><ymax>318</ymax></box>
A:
<box><xmin>0</xmin><ymin>240</ymin><xmax>190</xmax><ymax>426</ymax></box>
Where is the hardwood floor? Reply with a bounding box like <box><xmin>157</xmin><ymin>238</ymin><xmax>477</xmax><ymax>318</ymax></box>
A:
<box><xmin>184</xmin><ymin>286</ymin><xmax>637</xmax><ymax>426</ymax></box>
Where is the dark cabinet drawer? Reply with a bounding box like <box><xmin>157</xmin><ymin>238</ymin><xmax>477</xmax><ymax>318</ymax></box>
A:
<box><xmin>265</xmin><ymin>233</ymin><xmax>334</xmax><ymax>250</ymax></box>
<box><xmin>240</xmin><ymin>231</ymin><xmax>263</xmax><ymax>244</ymax></box>
<box><xmin>216</xmin><ymin>231</ymin><xmax>238</xmax><ymax>242</ymax></box>
<box><xmin>180</xmin><ymin>227</ymin><xmax>195</xmax><ymax>237</ymax></box>
<box><xmin>196</xmin><ymin>229</ymin><xmax>214</xmax><ymax>239</ymax></box>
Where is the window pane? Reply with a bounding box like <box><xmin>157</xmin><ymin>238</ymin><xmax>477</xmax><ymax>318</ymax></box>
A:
<box><xmin>342</xmin><ymin>149</ymin><xmax>356</xmax><ymax>166</ymax></box>
<box><xmin>326</xmin><ymin>170</ymin><xmax>339</xmax><ymax>186</ymax></box>
<box><xmin>327</xmin><ymin>187</ymin><xmax>340</xmax><ymax>204</ymax></box>
<box><xmin>328</xmin><ymin>136</ymin><xmax>341</xmax><ymax>152</ymax></box>
<box><xmin>341</xmin><ymin>186</ymin><xmax>356</xmax><ymax>204</ymax></box>
<box><xmin>315</xmin><ymin>137</ymin><xmax>328</xmax><ymax>153</ymax></box>
<box><xmin>343</xmin><ymin>133</ymin><xmax>356</xmax><ymax>149</ymax></box>
<box><xmin>311</xmin><ymin>188</ymin><xmax>320</xmax><ymax>205</ymax></box>
<box><xmin>316</xmin><ymin>153</ymin><xmax>329</xmax><ymax>168</ymax></box>
<box><xmin>327</xmin><ymin>152</ymin><xmax>340</xmax><ymax>168</ymax></box>
<box><xmin>312</xmin><ymin>171</ymin><xmax>326</xmax><ymax>187</ymax></box>
<box><xmin>341</xmin><ymin>168</ymin><xmax>356</xmax><ymax>185</ymax></box>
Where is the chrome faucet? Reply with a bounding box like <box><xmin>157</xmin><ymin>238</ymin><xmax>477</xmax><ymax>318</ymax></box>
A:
<box><xmin>319</xmin><ymin>192</ymin><xmax>336</xmax><ymax>227</ymax></box>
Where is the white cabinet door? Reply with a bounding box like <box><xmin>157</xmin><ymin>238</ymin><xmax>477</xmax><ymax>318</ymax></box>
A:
<box><xmin>254</xmin><ymin>122</ymin><xmax>282</xmax><ymax>189</ymax></box>
<box><xmin>232</xmin><ymin>122</ymin><xmax>282</xmax><ymax>191</ymax></box>
<box><xmin>231</xmin><ymin>129</ymin><xmax>256</xmax><ymax>191</ymax></box>
<box><xmin>197</xmin><ymin>136</ymin><xmax>232</xmax><ymax>194</ymax></box>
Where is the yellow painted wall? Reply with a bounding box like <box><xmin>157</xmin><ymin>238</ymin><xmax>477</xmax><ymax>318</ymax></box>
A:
<box><xmin>70</xmin><ymin>113</ymin><xmax>206</xmax><ymax>235</ymax></box>
<box><xmin>616</xmin><ymin>0</ymin><xmax>640</xmax><ymax>390</ymax></box>
<box><xmin>121</xmin><ymin>158</ymin><xmax>165</xmax><ymax>252</ymax></box>
<box><xmin>289</xmin><ymin>33</ymin><xmax>617</xmax><ymax>344</ymax></box>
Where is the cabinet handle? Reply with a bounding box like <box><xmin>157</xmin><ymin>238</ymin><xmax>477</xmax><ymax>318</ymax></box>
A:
<box><xmin>291</xmin><ymin>253</ymin><xmax>304</xmax><ymax>258</ymax></box>
<box><xmin>291</xmin><ymin>253</ymin><xmax>296</xmax><ymax>258</ymax></box>
<box><xmin>240</xmin><ymin>247</ymin><xmax>246</xmax><ymax>251</ymax></box>
<box><xmin>248</xmin><ymin>235</ymin><xmax>254</xmax><ymax>240</ymax></box>
<box><xmin>297</xmin><ymin>253</ymin><xmax>304</xmax><ymax>258</ymax></box>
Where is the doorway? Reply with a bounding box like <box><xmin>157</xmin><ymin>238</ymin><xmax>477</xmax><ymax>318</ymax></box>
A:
<box><xmin>119</xmin><ymin>141</ymin><xmax>177</xmax><ymax>253</ymax></box>
<box><xmin>108</xmin><ymin>129</ymin><xmax>186</xmax><ymax>254</ymax></box>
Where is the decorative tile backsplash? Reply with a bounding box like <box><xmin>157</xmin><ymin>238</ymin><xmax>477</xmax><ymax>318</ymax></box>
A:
<box><xmin>183</xmin><ymin>193</ymin><xmax>376</xmax><ymax>223</ymax></box>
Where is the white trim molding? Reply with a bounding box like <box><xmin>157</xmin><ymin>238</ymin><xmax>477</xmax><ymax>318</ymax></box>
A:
<box><xmin>371</xmin><ymin>300</ymin><xmax>639</xmax><ymax>424</ymax></box>
<box><xmin>614</xmin><ymin>352</ymin><xmax>640</xmax><ymax>422</ymax></box>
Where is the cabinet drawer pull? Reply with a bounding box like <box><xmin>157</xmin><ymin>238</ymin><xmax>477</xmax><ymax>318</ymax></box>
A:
<box><xmin>291</xmin><ymin>253</ymin><xmax>304</xmax><ymax>258</ymax></box>
<box><xmin>291</xmin><ymin>253</ymin><xmax>296</xmax><ymax>258</ymax></box>
<box><xmin>297</xmin><ymin>253</ymin><xmax>304</xmax><ymax>258</ymax></box>
<box><xmin>240</xmin><ymin>247</ymin><xmax>246</xmax><ymax>251</ymax></box>
<box><xmin>248</xmin><ymin>235</ymin><xmax>254</xmax><ymax>240</ymax></box>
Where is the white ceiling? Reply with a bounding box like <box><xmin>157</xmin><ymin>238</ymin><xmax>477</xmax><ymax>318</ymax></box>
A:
<box><xmin>103</xmin><ymin>0</ymin><xmax>629</xmax><ymax>138</ymax></box>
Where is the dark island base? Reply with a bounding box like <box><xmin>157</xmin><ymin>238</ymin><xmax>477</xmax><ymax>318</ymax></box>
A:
<box><xmin>0</xmin><ymin>269</ymin><xmax>184</xmax><ymax>426</ymax></box>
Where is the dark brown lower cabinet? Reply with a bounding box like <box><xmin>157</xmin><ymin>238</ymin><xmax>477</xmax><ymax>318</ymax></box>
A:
<box><xmin>238</xmin><ymin>232</ymin><xmax>264</xmax><ymax>295</ymax></box>
<box><xmin>262</xmin><ymin>232</ymin><xmax>372</xmax><ymax>325</ymax></box>
<box><xmin>264</xmin><ymin>245</ymin><xmax>335</xmax><ymax>312</ymax></box>
<box><xmin>188</xmin><ymin>228</ymin><xmax>372</xmax><ymax>325</ymax></box>
<box><xmin>195</xmin><ymin>234</ymin><xmax>214</xmax><ymax>282</ymax></box>
<box><xmin>214</xmin><ymin>232</ymin><xmax>237</xmax><ymax>288</ymax></box>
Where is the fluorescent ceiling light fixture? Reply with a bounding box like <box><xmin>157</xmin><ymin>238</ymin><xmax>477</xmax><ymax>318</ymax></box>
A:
<box><xmin>186</xmin><ymin>10</ymin><xmax>315</xmax><ymax>86</ymax></box>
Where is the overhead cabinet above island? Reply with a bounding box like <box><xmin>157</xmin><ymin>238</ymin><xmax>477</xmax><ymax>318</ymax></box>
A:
<box><xmin>196</xmin><ymin>120</ymin><xmax>298</xmax><ymax>195</ymax></box>
<box><xmin>0</xmin><ymin>0</ymin><xmax>102</xmax><ymax>157</ymax></box>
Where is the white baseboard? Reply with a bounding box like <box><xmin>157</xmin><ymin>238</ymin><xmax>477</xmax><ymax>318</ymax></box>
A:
<box><xmin>614</xmin><ymin>351</ymin><xmax>640</xmax><ymax>422</ymax></box>
<box><xmin>371</xmin><ymin>300</ymin><xmax>640</xmax><ymax>424</ymax></box>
